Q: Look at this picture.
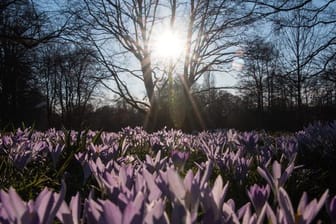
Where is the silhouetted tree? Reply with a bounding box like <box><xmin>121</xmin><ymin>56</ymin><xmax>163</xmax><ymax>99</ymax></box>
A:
<box><xmin>0</xmin><ymin>0</ymin><xmax>42</xmax><ymax>125</ymax></box>
<box><xmin>272</xmin><ymin>0</ymin><xmax>336</xmax><ymax>108</ymax></box>
<box><xmin>0</xmin><ymin>0</ymin><xmax>75</xmax><ymax>127</ymax></box>
<box><xmin>238</xmin><ymin>37</ymin><xmax>278</xmax><ymax>112</ymax></box>
<box><xmin>317</xmin><ymin>58</ymin><xmax>336</xmax><ymax>106</ymax></box>
<box><xmin>72</xmin><ymin>0</ymin><xmax>286</xmax><ymax>130</ymax></box>
<box><xmin>0</xmin><ymin>0</ymin><xmax>70</xmax><ymax>48</ymax></box>
<box><xmin>37</xmin><ymin>43</ymin><xmax>103</xmax><ymax>128</ymax></box>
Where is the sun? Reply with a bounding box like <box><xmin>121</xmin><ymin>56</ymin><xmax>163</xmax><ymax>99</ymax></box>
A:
<box><xmin>152</xmin><ymin>29</ymin><xmax>185</xmax><ymax>60</ymax></box>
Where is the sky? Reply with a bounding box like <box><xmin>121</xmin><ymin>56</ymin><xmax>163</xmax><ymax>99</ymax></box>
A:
<box><xmin>34</xmin><ymin>0</ymin><xmax>336</xmax><ymax>103</ymax></box>
<box><xmin>35</xmin><ymin>0</ymin><xmax>246</xmax><ymax>101</ymax></box>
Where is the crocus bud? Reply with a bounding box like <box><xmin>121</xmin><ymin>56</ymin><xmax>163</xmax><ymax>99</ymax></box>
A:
<box><xmin>171</xmin><ymin>150</ymin><xmax>189</xmax><ymax>169</ymax></box>
<box><xmin>247</xmin><ymin>184</ymin><xmax>270</xmax><ymax>214</ymax></box>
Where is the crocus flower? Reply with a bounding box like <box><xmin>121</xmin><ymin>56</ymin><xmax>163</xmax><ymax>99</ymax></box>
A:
<box><xmin>170</xmin><ymin>150</ymin><xmax>189</xmax><ymax>169</ymax></box>
<box><xmin>142</xmin><ymin>169</ymin><xmax>162</xmax><ymax>202</ymax></box>
<box><xmin>56</xmin><ymin>193</ymin><xmax>81</xmax><ymax>224</ymax></box>
<box><xmin>9</xmin><ymin>142</ymin><xmax>32</xmax><ymax>170</ymax></box>
<box><xmin>48</xmin><ymin>143</ymin><xmax>64</xmax><ymax>168</ymax></box>
<box><xmin>238</xmin><ymin>132</ymin><xmax>259</xmax><ymax>152</ymax></box>
<box><xmin>84</xmin><ymin>192</ymin><xmax>145</xmax><ymax>224</ymax></box>
<box><xmin>144</xmin><ymin>150</ymin><xmax>168</xmax><ymax>173</ymax></box>
<box><xmin>247</xmin><ymin>184</ymin><xmax>270</xmax><ymax>214</ymax></box>
<box><xmin>257</xmin><ymin>159</ymin><xmax>295</xmax><ymax>196</ymax></box>
<box><xmin>2</xmin><ymin>136</ymin><xmax>13</xmax><ymax>148</ymax></box>
<box><xmin>278</xmin><ymin>187</ymin><xmax>328</xmax><ymax>224</ymax></box>
<box><xmin>279</xmin><ymin>137</ymin><xmax>298</xmax><ymax>159</ymax></box>
<box><xmin>0</xmin><ymin>182</ymin><xmax>66</xmax><ymax>224</ymax></box>
<box><xmin>327</xmin><ymin>195</ymin><xmax>336</xmax><ymax>224</ymax></box>
<box><xmin>143</xmin><ymin>199</ymin><xmax>168</xmax><ymax>224</ymax></box>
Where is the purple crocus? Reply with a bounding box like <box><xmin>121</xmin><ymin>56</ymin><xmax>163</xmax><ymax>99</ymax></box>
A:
<box><xmin>0</xmin><ymin>182</ymin><xmax>66</xmax><ymax>224</ymax></box>
<box><xmin>170</xmin><ymin>150</ymin><xmax>189</xmax><ymax>169</ymax></box>
<box><xmin>296</xmin><ymin>190</ymin><xmax>329</xmax><ymax>224</ymax></box>
<box><xmin>84</xmin><ymin>192</ymin><xmax>145</xmax><ymax>224</ymax></box>
<box><xmin>144</xmin><ymin>150</ymin><xmax>168</xmax><ymax>173</ymax></box>
<box><xmin>48</xmin><ymin>142</ymin><xmax>64</xmax><ymax>168</ymax></box>
<box><xmin>9</xmin><ymin>142</ymin><xmax>32</xmax><ymax>170</ymax></box>
<box><xmin>157</xmin><ymin>163</ymin><xmax>216</xmax><ymax>223</ymax></box>
<box><xmin>327</xmin><ymin>195</ymin><xmax>336</xmax><ymax>224</ymax></box>
<box><xmin>257</xmin><ymin>159</ymin><xmax>295</xmax><ymax>196</ymax></box>
<box><xmin>238</xmin><ymin>132</ymin><xmax>259</xmax><ymax>152</ymax></box>
<box><xmin>2</xmin><ymin>136</ymin><xmax>13</xmax><ymax>148</ymax></box>
<box><xmin>57</xmin><ymin>193</ymin><xmax>81</xmax><ymax>224</ymax></box>
<box><xmin>247</xmin><ymin>184</ymin><xmax>270</xmax><ymax>214</ymax></box>
<box><xmin>278</xmin><ymin>187</ymin><xmax>329</xmax><ymax>224</ymax></box>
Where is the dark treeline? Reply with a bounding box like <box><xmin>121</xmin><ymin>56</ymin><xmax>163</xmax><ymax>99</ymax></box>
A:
<box><xmin>1</xmin><ymin>0</ymin><xmax>336</xmax><ymax>132</ymax></box>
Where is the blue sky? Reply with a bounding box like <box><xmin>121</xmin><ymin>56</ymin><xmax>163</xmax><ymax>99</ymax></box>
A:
<box><xmin>35</xmin><ymin>0</ymin><xmax>336</xmax><ymax>103</ymax></box>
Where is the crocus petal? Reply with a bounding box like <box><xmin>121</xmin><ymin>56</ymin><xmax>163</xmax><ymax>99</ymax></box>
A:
<box><xmin>155</xmin><ymin>150</ymin><xmax>162</xmax><ymax>164</ymax></box>
<box><xmin>256</xmin><ymin>203</ymin><xmax>267</xmax><ymax>224</ymax></box>
<box><xmin>47</xmin><ymin>181</ymin><xmax>67</xmax><ymax>224</ymax></box>
<box><xmin>200</xmin><ymin>160</ymin><xmax>213</xmax><ymax>188</ymax></box>
<box><xmin>316</xmin><ymin>189</ymin><xmax>329</xmax><ymax>212</ymax></box>
<box><xmin>278</xmin><ymin>187</ymin><xmax>295</xmax><ymax>224</ymax></box>
<box><xmin>145</xmin><ymin>199</ymin><xmax>165</xmax><ymax>222</ymax></box>
<box><xmin>297</xmin><ymin>192</ymin><xmax>308</xmax><ymax>215</ymax></box>
<box><xmin>279</xmin><ymin>162</ymin><xmax>294</xmax><ymax>187</ymax></box>
<box><xmin>0</xmin><ymin>189</ymin><xmax>17</xmax><ymax>221</ymax></box>
<box><xmin>302</xmin><ymin>200</ymin><xmax>317</xmax><ymax>222</ymax></box>
<box><xmin>241</xmin><ymin>203</ymin><xmax>251</xmax><ymax>224</ymax></box>
<box><xmin>70</xmin><ymin>193</ymin><xmax>81</xmax><ymax>224</ymax></box>
<box><xmin>0</xmin><ymin>203</ymin><xmax>11</xmax><ymax>223</ymax></box>
<box><xmin>7</xmin><ymin>187</ymin><xmax>26</xmax><ymax>219</ymax></box>
<box><xmin>102</xmin><ymin>200</ymin><xmax>122</xmax><ymax>224</ymax></box>
<box><xmin>257</xmin><ymin>167</ymin><xmax>274</xmax><ymax>193</ymax></box>
<box><xmin>122</xmin><ymin>202</ymin><xmax>140</xmax><ymax>224</ymax></box>
<box><xmin>167</xmin><ymin>168</ymin><xmax>185</xmax><ymax>199</ymax></box>
<box><xmin>85</xmin><ymin>199</ymin><xmax>102</xmax><ymax>224</ymax></box>
<box><xmin>222</xmin><ymin>203</ymin><xmax>239</xmax><ymax>224</ymax></box>
<box><xmin>143</xmin><ymin>169</ymin><xmax>162</xmax><ymax>201</ymax></box>
<box><xmin>35</xmin><ymin>190</ymin><xmax>55</xmax><ymax>224</ymax></box>
<box><xmin>265</xmin><ymin>203</ymin><xmax>276</xmax><ymax>224</ymax></box>
<box><xmin>328</xmin><ymin>196</ymin><xmax>336</xmax><ymax>222</ymax></box>
<box><xmin>56</xmin><ymin>202</ymin><xmax>73</xmax><ymax>224</ymax></box>
<box><xmin>183</xmin><ymin>170</ymin><xmax>194</xmax><ymax>192</ymax></box>
<box><xmin>211</xmin><ymin>175</ymin><xmax>225</xmax><ymax>209</ymax></box>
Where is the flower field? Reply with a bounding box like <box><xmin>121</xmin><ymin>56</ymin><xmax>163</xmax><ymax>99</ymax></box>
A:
<box><xmin>1</xmin><ymin>122</ymin><xmax>336</xmax><ymax>223</ymax></box>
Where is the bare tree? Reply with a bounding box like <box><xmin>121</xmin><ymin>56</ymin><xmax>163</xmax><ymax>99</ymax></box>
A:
<box><xmin>0</xmin><ymin>0</ymin><xmax>72</xmax><ymax>48</ymax></box>
<box><xmin>238</xmin><ymin>37</ymin><xmax>278</xmax><ymax>111</ymax></box>
<box><xmin>71</xmin><ymin>0</ymin><xmax>159</xmax><ymax>111</ymax></box>
<box><xmin>0</xmin><ymin>0</ymin><xmax>79</xmax><ymax>126</ymax></box>
<box><xmin>37</xmin><ymin>43</ymin><xmax>102</xmax><ymax>128</ymax></box>
<box><xmin>0</xmin><ymin>0</ymin><xmax>46</xmax><ymax>125</ymax></box>
<box><xmin>68</xmin><ymin>0</ymin><xmax>336</xmax><ymax>129</ymax></box>
<box><xmin>72</xmin><ymin>0</ymin><xmax>262</xmax><ymax>128</ymax></box>
<box><xmin>273</xmin><ymin>2</ymin><xmax>321</xmax><ymax>108</ymax></box>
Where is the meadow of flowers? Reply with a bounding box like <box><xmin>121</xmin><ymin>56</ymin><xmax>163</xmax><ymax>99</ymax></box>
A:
<box><xmin>1</xmin><ymin>122</ymin><xmax>336</xmax><ymax>223</ymax></box>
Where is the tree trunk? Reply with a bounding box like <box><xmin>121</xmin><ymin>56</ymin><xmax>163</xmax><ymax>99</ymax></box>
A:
<box><xmin>141</xmin><ymin>54</ymin><xmax>157</xmax><ymax>130</ymax></box>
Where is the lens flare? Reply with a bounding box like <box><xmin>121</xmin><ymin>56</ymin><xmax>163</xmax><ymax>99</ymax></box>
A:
<box><xmin>152</xmin><ymin>29</ymin><xmax>184</xmax><ymax>60</ymax></box>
